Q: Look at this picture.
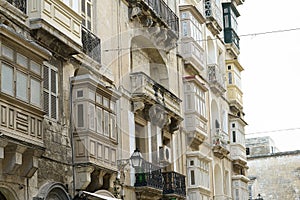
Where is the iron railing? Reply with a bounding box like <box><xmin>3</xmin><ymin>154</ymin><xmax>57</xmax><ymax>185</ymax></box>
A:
<box><xmin>162</xmin><ymin>171</ymin><xmax>186</xmax><ymax>196</ymax></box>
<box><xmin>5</xmin><ymin>0</ymin><xmax>26</xmax><ymax>13</ymax></box>
<box><xmin>128</xmin><ymin>0</ymin><xmax>179</xmax><ymax>36</ymax></box>
<box><xmin>134</xmin><ymin>161</ymin><xmax>163</xmax><ymax>190</ymax></box>
<box><xmin>82</xmin><ymin>26</ymin><xmax>101</xmax><ymax>64</ymax></box>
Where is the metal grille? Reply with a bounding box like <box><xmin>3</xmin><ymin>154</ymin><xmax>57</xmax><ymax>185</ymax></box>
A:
<box><xmin>82</xmin><ymin>26</ymin><xmax>101</xmax><ymax>64</ymax></box>
<box><xmin>6</xmin><ymin>0</ymin><xmax>26</xmax><ymax>13</ymax></box>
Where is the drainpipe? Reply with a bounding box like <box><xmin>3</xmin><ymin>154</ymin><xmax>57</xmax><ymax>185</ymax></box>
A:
<box><xmin>69</xmin><ymin>77</ymin><xmax>76</xmax><ymax>197</ymax></box>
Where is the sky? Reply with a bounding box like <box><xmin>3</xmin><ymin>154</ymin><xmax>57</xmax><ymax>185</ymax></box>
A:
<box><xmin>238</xmin><ymin>0</ymin><xmax>300</xmax><ymax>151</ymax></box>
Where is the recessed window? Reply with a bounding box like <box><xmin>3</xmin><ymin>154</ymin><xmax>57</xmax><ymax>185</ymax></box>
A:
<box><xmin>190</xmin><ymin>160</ymin><xmax>194</xmax><ymax>166</ymax></box>
<box><xmin>77</xmin><ymin>90</ymin><xmax>84</xmax><ymax>98</ymax></box>
<box><xmin>232</xmin><ymin>123</ymin><xmax>235</xmax><ymax>128</ymax></box>
<box><xmin>190</xmin><ymin>170</ymin><xmax>195</xmax><ymax>185</ymax></box>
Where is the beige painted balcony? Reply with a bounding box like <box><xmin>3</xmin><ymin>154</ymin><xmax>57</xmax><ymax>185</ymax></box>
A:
<box><xmin>227</xmin><ymin>85</ymin><xmax>243</xmax><ymax>110</ymax></box>
<box><xmin>181</xmin><ymin>38</ymin><xmax>205</xmax><ymax>72</ymax></box>
<box><xmin>207</xmin><ymin>64</ymin><xmax>226</xmax><ymax>96</ymax></box>
<box><xmin>130</xmin><ymin>72</ymin><xmax>182</xmax><ymax>124</ymax></box>
<box><xmin>231</xmin><ymin>143</ymin><xmax>247</xmax><ymax>169</ymax></box>
<box><xmin>27</xmin><ymin>0</ymin><xmax>82</xmax><ymax>55</ymax></box>
<box><xmin>185</xmin><ymin>114</ymin><xmax>208</xmax><ymax>148</ymax></box>
<box><xmin>204</xmin><ymin>0</ymin><xmax>222</xmax><ymax>35</ymax></box>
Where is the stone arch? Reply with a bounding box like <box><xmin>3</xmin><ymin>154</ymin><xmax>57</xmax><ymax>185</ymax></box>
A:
<box><xmin>34</xmin><ymin>182</ymin><xmax>71</xmax><ymax>200</ymax></box>
<box><xmin>207</xmin><ymin>36</ymin><xmax>216</xmax><ymax>64</ymax></box>
<box><xmin>94</xmin><ymin>190</ymin><xmax>115</xmax><ymax>198</ymax></box>
<box><xmin>0</xmin><ymin>186</ymin><xmax>19</xmax><ymax>200</ymax></box>
<box><xmin>130</xmin><ymin>35</ymin><xmax>169</xmax><ymax>88</ymax></box>
<box><xmin>214</xmin><ymin>164</ymin><xmax>223</xmax><ymax>196</ymax></box>
<box><xmin>211</xmin><ymin>100</ymin><xmax>220</xmax><ymax>130</ymax></box>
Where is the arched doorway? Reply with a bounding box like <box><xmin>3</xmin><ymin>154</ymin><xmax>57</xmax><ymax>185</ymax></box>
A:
<box><xmin>131</xmin><ymin>35</ymin><xmax>169</xmax><ymax>89</ymax></box>
<box><xmin>0</xmin><ymin>186</ymin><xmax>18</xmax><ymax>200</ymax></box>
<box><xmin>34</xmin><ymin>183</ymin><xmax>70</xmax><ymax>200</ymax></box>
<box><xmin>214</xmin><ymin>164</ymin><xmax>223</xmax><ymax>196</ymax></box>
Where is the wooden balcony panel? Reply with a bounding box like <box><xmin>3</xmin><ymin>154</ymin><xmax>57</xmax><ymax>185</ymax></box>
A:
<box><xmin>0</xmin><ymin>100</ymin><xmax>44</xmax><ymax>148</ymax></box>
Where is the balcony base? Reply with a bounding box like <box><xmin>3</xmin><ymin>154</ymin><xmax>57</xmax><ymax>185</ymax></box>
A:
<box><xmin>30</xmin><ymin>20</ymin><xmax>81</xmax><ymax>57</ymax></box>
<box><xmin>206</xmin><ymin>20</ymin><xmax>222</xmax><ymax>36</ymax></box>
<box><xmin>187</xmin><ymin>131</ymin><xmax>207</xmax><ymax>149</ymax></box>
<box><xmin>135</xmin><ymin>186</ymin><xmax>163</xmax><ymax>200</ymax></box>
<box><xmin>213</xmin><ymin>145</ymin><xmax>230</xmax><ymax>159</ymax></box>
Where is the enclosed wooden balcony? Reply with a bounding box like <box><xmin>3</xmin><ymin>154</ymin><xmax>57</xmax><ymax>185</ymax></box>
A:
<box><xmin>227</xmin><ymin>85</ymin><xmax>243</xmax><ymax>111</ymax></box>
<box><xmin>27</xmin><ymin>0</ymin><xmax>82</xmax><ymax>56</ymax></box>
<box><xmin>181</xmin><ymin>38</ymin><xmax>205</xmax><ymax>72</ymax></box>
<box><xmin>212</xmin><ymin>129</ymin><xmax>230</xmax><ymax>159</ymax></box>
<box><xmin>207</xmin><ymin>64</ymin><xmax>226</xmax><ymax>96</ymax></box>
<box><xmin>231</xmin><ymin>143</ymin><xmax>247</xmax><ymax>169</ymax></box>
<box><xmin>126</xmin><ymin>0</ymin><xmax>179</xmax><ymax>51</ymax></box>
<box><xmin>204</xmin><ymin>0</ymin><xmax>222</xmax><ymax>35</ymax></box>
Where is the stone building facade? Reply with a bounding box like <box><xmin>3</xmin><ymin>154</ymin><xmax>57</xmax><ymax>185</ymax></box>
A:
<box><xmin>0</xmin><ymin>0</ymin><xmax>247</xmax><ymax>200</ymax></box>
<box><xmin>246</xmin><ymin>137</ymin><xmax>300</xmax><ymax>199</ymax></box>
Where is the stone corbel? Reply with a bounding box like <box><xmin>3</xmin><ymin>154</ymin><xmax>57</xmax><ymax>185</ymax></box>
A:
<box><xmin>75</xmin><ymin>166</ymin><xmax>95</xmax><ymax>190</ymax></box>
<box><xmin>155</xmin><ymin>28</ymin><xmax>168</xmax><ymax>47</ymax></box>
<box><xmin>19</xmin><ymin>148</ymin><xmax>44</xmax><ymax>178</ymax></box>
<box><xmin>98</xmin><ymin>170</ymin><xmax>107</xmax><ymax>188</ymax></box>
<box><xmin>133</xmin><ymin>101</ymin><xmax>145</xmax><ymax>113</ymax></box>
<box><xmin>3</xmin><ymin>144</ymin><xmax>27</xmax><ymax>175</ymax></box>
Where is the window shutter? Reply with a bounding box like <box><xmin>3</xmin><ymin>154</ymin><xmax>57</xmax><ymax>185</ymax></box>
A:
<box><xmin>44</xmin><ymin>66</ymin><xmax>49</xmax><ymax>90</ymax></box>
<box><xmin>51</xmin><ymin>94</ymin><xmax>57</xmax><ymax>119</ymax></box>
<box><xmin>51</xmin><ymin>69</ymin><xmax>56</xmax><ymax>93</ymax></box>
<box><xmin>44</xmin><ymin>91</ymin><xmax>49</xmax><ymax>116</ymax></box>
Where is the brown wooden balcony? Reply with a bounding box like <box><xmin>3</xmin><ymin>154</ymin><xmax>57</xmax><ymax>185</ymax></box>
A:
<box><xmin>82</xmin><ymin>26</ymin><xmax>101</xmax><ymax>64</ymax></box>
<box><xmin>207</xmin><ymin>64</ymin><xmax>226</xmax><ymax>96</ymax></box>
<box><xmin>204</xmin><ymin>0</ymin><xmax>222</xmax><ymax>35</ymax></box>
<box><xmin>212</xmin><ymin>129</ymin><xmax>230</xmax><ymax>159</ymax></box>
<box><xmin>126</xmin><ymin>0</ymin><xmax>179</xmax><ymax>51</ymax></box>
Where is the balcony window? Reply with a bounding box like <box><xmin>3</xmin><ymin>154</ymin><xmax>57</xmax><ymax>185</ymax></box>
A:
<box><xmin>61</xmin><ymin>0</ymin><xmax>79</xmax><ymax>12</ymax></box>
<box><xmin>181</xmin><ymin>11</ymin><xmax>203</xmax><ymax>47</ymax></box>
<box><xmin>81</xmin><ymin>0</ymin><xmax>92</xmax><ymax>30</ymax></box>
<box><xmin>190</xmin><ymin>170</ymin><xmax>195</xmax><ymax>185</ymax></box>
<box><xmin>73</xmin><ymin>86</ymin><xmax>117</xmax><ymax>140</ymax></box>
<box><xmin>1</xmin><ymin>44</ymin><xmax>42</xmax><ymax>108</ymax></box>
<box><xmin>82</xmin><ymin>26</ymin><xmax>101</xmax><ymax>64</ymax></box>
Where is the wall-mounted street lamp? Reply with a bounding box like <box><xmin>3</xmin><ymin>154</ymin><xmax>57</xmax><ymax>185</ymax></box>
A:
<box><xmin>255</xmin><ymin>194</ymin><xmax>263</xmax><ymax>200</ymax></box>
<box><xmin>113</xmin><ymin>148</ymin><xmax>144</xmax><ymax>199</ymax></box>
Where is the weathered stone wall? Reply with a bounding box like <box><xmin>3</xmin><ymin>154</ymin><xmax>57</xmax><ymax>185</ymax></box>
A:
<box><xmin>247</xmin><ymin>151</ymin><xmax>300</xmax><ymax>199</ymax></box>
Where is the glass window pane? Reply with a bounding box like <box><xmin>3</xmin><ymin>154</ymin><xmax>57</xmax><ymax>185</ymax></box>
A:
<box><xmin>16</xmin><ymin>71</ymin><xmax>28</xmax><ymax>101</ymax></box>
<box><xmin>96</xmin><ymin>107</ymin><xmax>102</xmax><ymax>134</ymax></box>
<box><xmin>72</xmin><ymin>0</ymin><xmax>79</xmax><ymax>12</ymax></box>
<box><xmin>88</xmin><ymin>103</ymin><xmax>95</xmax><ymax>130</ymax></box>
<box><xmin>81</xmin><ymin>0</ymin><xmax>86</xmax><ymax>13</ymax></box>
<box><xmin>1</xmin><ymin>64</ymin><xmax>14</xmax><ymax>96</ymax></box>
<box><xmin>51</xmin><ymin>69</ymin><xmax>57</xmax><ymax>93</ymax></box>
<box><xmin>87</xmin><ymin>3</ymin><xmax>91</xmax><ymax>17</ymax></box>
<box><xmin>31</xmin><ymin>78</ymin><xmax>41</xmax><ymax>106</ymax></box>
<box><xmin>77</xmin><ymin>104</ymin><xmax>84</xmax><ymax>127</ymax></box>
<box><xmin>17</xmin><ymin>53</ymin><xmax>28</xmax><ymax>68</ymax></box>
<box><xmin>2</xmin><ymin>45</ymin><xmax>14</xmax><ymax>60</ymax></box>
<box><xmin>30</xmin><ymin>61</ymin><xmax>41</xmax><ymax>75</ymax></box>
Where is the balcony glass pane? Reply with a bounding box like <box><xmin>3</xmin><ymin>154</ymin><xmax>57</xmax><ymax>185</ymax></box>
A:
<box><xmin>30</xmin><ymin>78</ymin><xmax>41</xmax><ymax>106</ymax></box>
<box><xmin>16</xmin><ymin>71</ymin><xmax>28</xmax><ymax>101</ymax></box>
<box><xmin>1</xmin><ymin>64</ymin><xmax>13</xmax><ymax>96</ymax></box>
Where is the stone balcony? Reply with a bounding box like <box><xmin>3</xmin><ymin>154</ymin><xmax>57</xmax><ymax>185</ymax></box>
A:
<box><xmin>126</xmin><ymin>0</ymin><xmax>179</xmax><ymax>51</ymax></box>
<box><xmin>130</xmin><ymin>72</ymin><xmax>182</xmax><ymax>132</ymax></box>
<box><xmin>204</xmin><ymin>0</ymin><xmax>222</xmax><ymax>35</ymax></box>
<box><xmin>27</xmin><ymin>0</ymin><xmax>82</xmax><ymax>56</ymax></box>
<box><xmin>212</xmin><ymin>129</ymin><xmax>230</xmax><ymax>159</ymax></box>
<box><xmin>207</xmin><ymin>64</ymin><xmax>226</xmax><ymax>96</ymax></box>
